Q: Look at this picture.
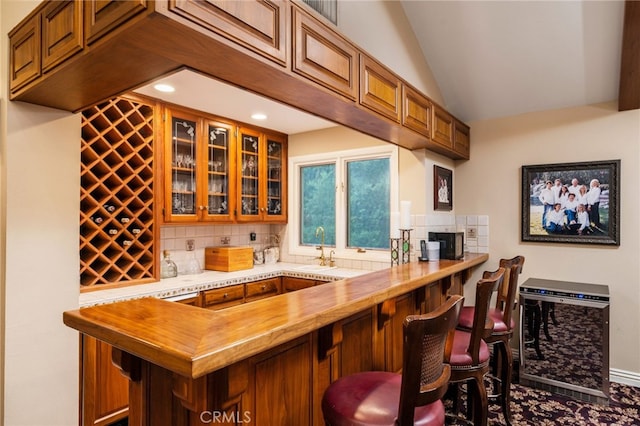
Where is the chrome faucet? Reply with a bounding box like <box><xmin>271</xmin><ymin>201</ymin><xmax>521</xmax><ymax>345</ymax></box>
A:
<box><xmin>315</xmin><ymin>226</ymin><xmax>326</xmax><ymax>266</ymax></box>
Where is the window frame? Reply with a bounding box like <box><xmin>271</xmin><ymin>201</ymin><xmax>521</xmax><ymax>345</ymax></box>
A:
<box><xmin>288</xmin><ymin>145</ymin><xmax>398</xmax><ymax>262</ymax></box>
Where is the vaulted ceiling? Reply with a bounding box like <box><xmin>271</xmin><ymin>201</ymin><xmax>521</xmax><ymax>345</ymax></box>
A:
<box><xmin>136</xmin><ymin>1</ymin><xmax>639</xmax><ymax>134</ymax></box>
<box><xmin>400</xmin><ymin>0</ymin><xmax>631</xmax><ymax>123</ymax></box>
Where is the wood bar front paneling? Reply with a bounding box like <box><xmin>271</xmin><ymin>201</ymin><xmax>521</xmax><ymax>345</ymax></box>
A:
<box><xmin>64</xmin><ymin>254</ymin><xmax>488</xmax><ymax>426</ymax></box>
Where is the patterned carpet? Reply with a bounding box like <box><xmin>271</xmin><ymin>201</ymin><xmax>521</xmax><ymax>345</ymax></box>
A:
<box><xmin>501</xmin><ymin>382</ymin><xmax>639</xmax><ymax>425</ymax></box>
<box><xmin>446</xmin><ymin>382</ymin><xmax>640</xmax><ymax>425</ymax></box>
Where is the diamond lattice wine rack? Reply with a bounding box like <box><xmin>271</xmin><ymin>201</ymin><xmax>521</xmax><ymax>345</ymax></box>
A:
<box><xmin>80</xmin><ymin>96</ymin><xmax>158</xmax><ymax>289</ymax></box>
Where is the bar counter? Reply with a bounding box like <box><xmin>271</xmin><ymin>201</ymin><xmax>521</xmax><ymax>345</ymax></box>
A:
<box><xmin>64</xmin><ymin>253</ymin><xmax>488</xmax><ymax>426</ymax></box>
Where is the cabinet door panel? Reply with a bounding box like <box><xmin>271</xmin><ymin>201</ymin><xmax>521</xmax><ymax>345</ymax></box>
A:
<box><xmin>9</xmin><ymin>13</ymin><xmax>41</xmax><ymax>92</ymax></box>
<box><xmin>82</xmin><ymin>335</ymin><xmax>129</xmax><ymax>426</ymax></box>
<box><xmin>237</xmin><ymin>128</ymin><xmax>262</xmax><ymax>221</ymax></box>
<box><xmin>340</xmin><ymin>310</ymin><xmax>374</xmax><ymax>376</ymax></box>
<box><xmin>431</xmin><ymin>103</ymin><xmax>454</xmax><ymax>149</ymax></box>
<box><xmin>454</xmin><ymin>119</ymin><xmax>471</xmax><ymax>160</ymax></box>
<box><xmin>169</xmin><ymin>0</ymin><xmax>288</xmax><ymax>65</ymax></box>
<box><xmin>165</xmin><ymin>109</ymin><xmax>199</xmax><ymax>222</ymax></box>
<box><xmin>263</xmin><ymin>133</ymin><xmax>287</xmax><ymax>222</ymax></box>
<box><xmin>292</xmin><ymin>7</ymin><xmax>357</xmax><ymax>100</ymax></box>
<box><xmin>402</xmin><ymin>84</ymin><xmax>431</xmax><ymax>138</ymax></box>
<box><xmin>84</xmin><ymin>0</ymin><xmax>148</xmax><ymax>45</ymax></box>
<box><xmin>249</xmin><ymin>338</ymin><xmax>312</xmax><ymax>425</ymax></box>
<box><xmin>42</xmin><ymin>0</ymin><xmax>83</xmax><ymax>72</ymax></box>
<box><xmin>203</xmin><ymin>119</ymin><xmax>235</xmax><ymax>221</ymax></box>
<box><xmin>359</xmin><ymin>54</ymin><xmax>401</xmax><ymax>122</ymax></box>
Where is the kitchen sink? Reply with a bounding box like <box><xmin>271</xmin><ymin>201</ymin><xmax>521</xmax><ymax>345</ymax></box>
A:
<box><xmin>293</xmin><ymin>264</ymin><xmax>338</xmax><ymax>272</ymax></box>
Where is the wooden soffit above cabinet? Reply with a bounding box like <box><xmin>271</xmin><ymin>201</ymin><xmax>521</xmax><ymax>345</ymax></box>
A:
<box><xmin>9</xmin><ymin>0</ymin><xmax>469</xmax><ymax>159</ymax></box>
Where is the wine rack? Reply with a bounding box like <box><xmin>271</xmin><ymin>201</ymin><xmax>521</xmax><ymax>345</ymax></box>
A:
<box><xmin>80</xmin><ymin>96</ymin><xmax>158</xmax><ymax>289</ymax></box>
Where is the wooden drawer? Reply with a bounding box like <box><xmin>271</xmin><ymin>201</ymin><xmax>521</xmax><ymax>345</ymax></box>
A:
<box><xmin>283</xmin><ymin>277</ymin><xmax>316</xmax><ymax>292</ymax></box>
<box><xmin>202</xmin><ymin>284</ymin><xmax>245</xmax><ymax>310</ymax></box>
<box><xmin>245</xmin><ymin>277</ymin><xmax>281</xmax><ymax>301</ymax></box>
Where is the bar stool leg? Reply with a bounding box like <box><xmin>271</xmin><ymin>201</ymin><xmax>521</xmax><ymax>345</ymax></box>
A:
<box><xmin>496</xmin><ymin>340</ymin><xmax>513</xmax><ymax>426</ymax></box>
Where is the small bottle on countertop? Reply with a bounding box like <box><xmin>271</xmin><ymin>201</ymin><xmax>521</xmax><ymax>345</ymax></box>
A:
<box><xmin>160</xmin><ymin>250</ymin><xmax>178</xmax><ymax>278</ymax></box>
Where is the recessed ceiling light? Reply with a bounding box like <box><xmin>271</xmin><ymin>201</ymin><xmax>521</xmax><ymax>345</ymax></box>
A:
<box><xmin>251</xmin><ymin>113</ymin><xmax>267</xmax><ymax>120</ymax></box>
<box><xmin>153</xmin><ymin>83</ymin><xmax>175</xmax><ymax>93</ymax></box>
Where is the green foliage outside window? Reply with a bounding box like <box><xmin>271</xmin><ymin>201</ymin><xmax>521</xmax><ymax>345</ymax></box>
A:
<box><xmin>347</xmin><ymin>159</ymin><xmax>390</xmax><ymax>249</ymax></box>
<box><xmin>300</xmin><ymin>158</ymin><xmax>390</xmax><ymax>250</ymax></box>
<box><xmin>301</xmin><ymin>164</ymin><xmax>336</xmax><ymax>245</ymax></box>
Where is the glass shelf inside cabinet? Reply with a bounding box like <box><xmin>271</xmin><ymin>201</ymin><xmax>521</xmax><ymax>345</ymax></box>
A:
<box><xmin>240</xmin><ymin>133</ymin><xmax>260</xmax><ymax>215</ymax></box>
<box><xmin>171</xmin><ymin>117</ymin><xmax>196</xmax><ymax>215</ymax></box>
<box><xmin>207</xmin><ymin>124</ymin><xmax>230</xmax><ymax>215</ymax></box>
<box><xmin>267</xmin><ymin>139</ymin><xmax>283</xmax><ymax>215</ymax></box>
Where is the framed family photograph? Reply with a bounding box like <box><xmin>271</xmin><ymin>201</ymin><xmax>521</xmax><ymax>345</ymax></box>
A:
<box><xmin>434</xmin><ymin>165</ymin><xmax>453</xmax><ymax>211</ymax></box>
<box><xmin>521</xmin><ymin>160</ymin><xmax>620</xmax><ymax>245</ymax></box>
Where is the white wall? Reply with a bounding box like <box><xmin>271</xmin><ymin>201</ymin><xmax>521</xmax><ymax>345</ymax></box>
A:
<box><xmin>2</xmin><ymin>2</ymin><xmax>80</xmax><ymax>425</ymax></box>
<box><xmin>455</xmin><ymin>101</ymin><xmax>640</xmax><ymax>376</ymax></box>
<box><xmin>337</xmin><ymin>0</ymin><xmax>444</xmax><ymax>105</ymax></box>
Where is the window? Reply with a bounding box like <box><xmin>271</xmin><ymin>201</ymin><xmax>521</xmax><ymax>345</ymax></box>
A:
<box><xmin>302</xmin><ymin>0</ymin><xmax>337</xmax><ymax>24</ymax></box>
<box><xmin>290</xmin><ymin>146</ymin><xmax>398</xmax><ymax>261</ymax></box>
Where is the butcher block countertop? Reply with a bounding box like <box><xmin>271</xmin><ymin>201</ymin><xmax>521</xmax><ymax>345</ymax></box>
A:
<box><xmin>64</xmin><ymin>253</ymin><xmax>488</xmax><ymax>379</ymax></box>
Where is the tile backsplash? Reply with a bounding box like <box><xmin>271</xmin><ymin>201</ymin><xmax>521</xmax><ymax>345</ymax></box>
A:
<box><xmin>160</xmin><ymin>214</ymin><xmax>489</xmax><ymax>274</ymax></box>
<box><xmin>160</xmin><ymin>223</ymin><xmax>284</xmax><ymax>274</ymax></box>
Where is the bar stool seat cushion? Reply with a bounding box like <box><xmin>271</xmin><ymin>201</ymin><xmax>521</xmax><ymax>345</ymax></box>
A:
<box><xmin>322</xmin><ymin>371</ymin><xmax>445</xmax><ymax>426</ymax></box>
<box><xmin>459</xmin><ymin>307</ymin><xmax>514</xmax><ymax>333</ymax></box>
<box><xmin>450</xmin><ymin>329</ymin><xmax>490</xmax><ymax>367</ymax></box>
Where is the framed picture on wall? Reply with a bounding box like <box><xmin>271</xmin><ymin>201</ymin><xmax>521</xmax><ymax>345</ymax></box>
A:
<box><xmin>434</xmin><ymin>165</ymin><xmax>453</xmax><ymax>211</ymax></box>
<box><xmin>521</xmin><ymin>160</ymin><xmax>620</xmax><ymax>245</ymax></box>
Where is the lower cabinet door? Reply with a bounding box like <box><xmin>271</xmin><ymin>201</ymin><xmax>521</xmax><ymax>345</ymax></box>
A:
<box><xmin>81</xmin><ymin>335</ymin><xmax>129</xmax><ymax>426</ymax></box>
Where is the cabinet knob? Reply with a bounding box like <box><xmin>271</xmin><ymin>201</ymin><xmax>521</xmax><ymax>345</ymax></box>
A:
<box><xmin>223</xmin><ymin>293</ymin><xmax>228</xmax><ymax>298</ymax></box>
<box><xmin>261</xmin><ymin>285</ymin><xmax>267</xmax><ymax>290</ymax></box>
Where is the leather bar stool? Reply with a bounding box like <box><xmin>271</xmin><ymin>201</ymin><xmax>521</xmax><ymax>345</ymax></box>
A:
<box><xmin>457</xmin><ymin>256</ymin><xmax>525</xmax><ymax>426</ymax></box>
<box><xmin>446</xmin><ymin>267</ymin><xmax>504</xmax><ymax>426</ymax></box>
<box><xmin>321</xmin><ymin>295</ymin><xmax>464</xmax><ymax>426</ymax></box>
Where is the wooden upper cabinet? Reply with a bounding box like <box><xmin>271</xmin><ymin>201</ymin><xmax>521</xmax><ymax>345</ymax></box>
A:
<box><xmin>402</xmin><ymin>84</ymin><xmax>431</xmax><ymax>138</ymax></box>
<box><xmin>9</xmin><ymin>12</ymin><xmax>41</xmax><ymax>93</ymax></box>
<box><xmin>42</xmin><ymin>0</ymin><xmax>83</xmax><ymax>72</ymax></box>
<box><xmin>292</xmin><ymin>7</ymin><xmax>357</xmax><ymax>100</ymax></box>
<box><xmin>236</xmin><ymin>129</ymin><xmax>287</xmax><ymax>223</ymax></box>
<box><xmin>359</xmin><ymin>54</ymin><xmax>401</xmax><ymax>122</ymax></box>
<box><xmin>454</xmin><ymin>119</ymin><xmax>470</xmax><ymax>160</ymax></box>
<box><xmin>168</xmin><ymin>0</ymin><xmax>288</xmax><ymax>66</ymax></box>
<box><xmin>431</xmin><ymin>103</ymin><xmax>454</xmax><ymax>149</ymax></box>
<box><xmin>84</xmin><ymin>0</ymin><xmax>148</xmax><ymax>45</ymax></box>
<box><xmin>9</xmin><ymin>0</ymin><xmax>83</xmax><ymax>93</ymax></box>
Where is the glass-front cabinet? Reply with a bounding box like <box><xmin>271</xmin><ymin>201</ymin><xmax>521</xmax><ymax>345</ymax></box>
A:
<box><xmin>204</xmin><ymin>119</ymin><xmax>235</xmax><ymax>220</ymax></box>
<box><xmin>164</xmin><ymin>108</ymin><xmax>235</xmax><ymax>222</ymax></box>
<box><xmin>164</xmin><ymin>107</ymin><xmax>286</xmax><ymax>223</ymax></box>
<box><xmin>167</xmin><ymin>110</ymin><xmax>198</xmax><ymax>220</ymax></box>
<box><xmin>265</xmin><ymin>134</ymin><xmax>286</xmax><ymax>220</ymax></box>
<box><xmin>237</xmin><ymin>128</ymin><xmax>287</xmax><ymax>222</ymax></box>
